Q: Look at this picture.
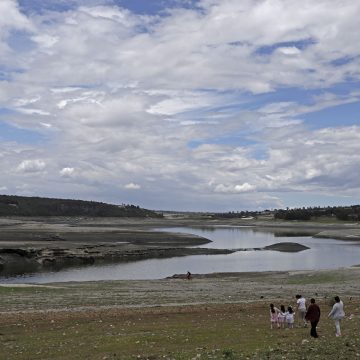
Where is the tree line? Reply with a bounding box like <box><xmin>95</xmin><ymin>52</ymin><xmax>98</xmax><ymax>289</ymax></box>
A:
<box><xmin>212</xmin><ymin>210</ymin><xmax>260</xmax><ymax>219</ymax></box>
<box><xmin>212</xmin><ymin>205</ymin><xmax>360</xmax><ymax>221</ymax></box>
<box><xmin>274</xmin><ymin>205</ymin><xmax>360</xmax><ymax>221</ymax></box>
<box><xmin>0</xmin><ymin>195</ymin><xmax>163</xmax><ymax>218</ymax></box>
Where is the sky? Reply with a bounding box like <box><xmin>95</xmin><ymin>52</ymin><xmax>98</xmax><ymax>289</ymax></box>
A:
<box><xmin>0</xmin><ymin>0</ymin><xmax>360</xmax><ymax>212</ymax></box>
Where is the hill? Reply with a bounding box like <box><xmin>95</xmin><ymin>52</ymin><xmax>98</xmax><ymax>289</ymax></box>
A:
<box><xmin>0</xmin><ymin>195</ymin><xmax>162</xmax><ymax>218</ymax></box>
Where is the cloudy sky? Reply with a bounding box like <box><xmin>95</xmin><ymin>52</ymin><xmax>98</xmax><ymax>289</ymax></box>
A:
<box><xmin>0</xmin><ymin>0</ymin><xmax>360</xmax><ymax>211</ymax></box>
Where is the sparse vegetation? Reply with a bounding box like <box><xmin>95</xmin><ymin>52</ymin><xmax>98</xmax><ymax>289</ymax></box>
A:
<box><xmin>0</xmin><ymin>297</ymin><xmax>359</xmax><ymax>359</ymax></box>
<box><xmin>0</xmin><ymin>269</ymin><xmax>360</xmax><ymax>359</ymax></box>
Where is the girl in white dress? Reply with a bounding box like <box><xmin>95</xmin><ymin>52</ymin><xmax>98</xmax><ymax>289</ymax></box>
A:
<box><xmin>269</xmin><ymin>303</ymin><xmax>279</xmax><ymax>329</ymax></box>
<box><xmin>285</xmin><ymin>306</ymin><xmax>295</xmax><ymax>329</ymax></box>
<box><xmin>277</xmin><ymin>305</ymin><xmax>286</xmax><ymax>329</ymax></box>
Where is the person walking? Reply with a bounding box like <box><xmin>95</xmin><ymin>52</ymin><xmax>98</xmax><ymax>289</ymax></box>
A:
<box><xmin>296</xmin><ymin>294</ymin><xmax>307</xmax><ymax>327</ymax></box>
<box><xmin>305</xmin><ymin>298</ymin><xmax>321</xmax><ymax>338</ymax></box>
<box><xmin>328</xmin><ymin>296</ymin><xmax>345</xmax><ymax>337</ymax></box>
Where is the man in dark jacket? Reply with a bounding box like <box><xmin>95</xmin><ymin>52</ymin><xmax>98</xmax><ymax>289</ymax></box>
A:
<box><xmin>305</xmin><ymin>298</ymin><xmax>321</xmax><ymax>338</ymax></box>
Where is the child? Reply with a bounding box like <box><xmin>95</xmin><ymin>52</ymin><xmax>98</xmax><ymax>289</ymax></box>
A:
<box><xmin>270</xmin><ymin>303</ymin><xmax>279</xmax><ymax>329</ymax></box>
<box><xmin>285</xmin><ymin>306</ymin><xmax>295</xmax><ymax>329</ymax></box>
<box><xmin>277</xmin><ymin>305</ymin><xmax>286</xmax><ymax>329</ymax></box>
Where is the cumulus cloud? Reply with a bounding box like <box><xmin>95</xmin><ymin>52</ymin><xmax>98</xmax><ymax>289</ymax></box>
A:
<box><xmin>0</xmin><ymin>0</ymin><xmax>34</xmax><ymax>65</ymax></box>
<box><xmin>214</xmin><ymin>183</ymin><xmax>256</xmax><ymax>193</ymax></box>
<box><xmin>124</xmin><ymin>182</ymin><xmax>141</xmax><ymax>190</ymax></box>
<box><xmin>0</xmin><ymin>0</ymin><xmax>360</xmax><ymax>210</ymax></box>
<box><xmin>17</xmin><ymin>159</ymin><xmax>46</xmax><ymax>173</ymax></box>
<box><xmin>60</xmin><ymin>167</ymin><xmax>75</xmax><ymax>177</ymax></box>
<box><xmin>0</xmin><ymin>0</ymin><xmax>33</xmax><ymax>34</ymax></box>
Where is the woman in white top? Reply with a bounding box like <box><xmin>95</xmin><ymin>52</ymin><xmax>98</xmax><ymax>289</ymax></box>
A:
<box><xmin>328</xmin><ymin>296</ymin><xmax>345</xmax><ymax>337</ymax></box>
<box><xmin>296</xmin><ymin>294</ymin><xmax>307</xmax><ymax>327</ymax></box>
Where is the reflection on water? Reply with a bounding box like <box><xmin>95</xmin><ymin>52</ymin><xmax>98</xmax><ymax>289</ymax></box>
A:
<box><xmin>1</xmin><ymin>226</ymin><xmax>360</xmax><ymax>283</ymax></box>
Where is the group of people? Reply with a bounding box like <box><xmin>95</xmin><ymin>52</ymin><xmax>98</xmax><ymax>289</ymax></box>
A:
<box><xmin>269</xmin><ymin>294</ymin><xmax>345</xmax><ymax>338</ymax></box>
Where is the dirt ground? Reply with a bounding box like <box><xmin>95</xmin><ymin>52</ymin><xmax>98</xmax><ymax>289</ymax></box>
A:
<box><xmin>0</xmin><ymin>267</ymin><xmax>360</xmax><ymax>359</ymax></box>
<box><xmin>1</xmin><ymin>268</ymin><xmax>360</xmax><ymax>312</ymax></box>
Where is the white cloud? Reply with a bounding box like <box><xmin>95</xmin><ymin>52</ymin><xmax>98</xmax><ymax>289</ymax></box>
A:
<box><xmin>0</xmin><ymin>0</ymin><xmax>33</xmax><ymax>34</ymax></box>
<box><xmin>15</xmin><ymin>108</ymin><xmax>51</xmax><ymax>116</ymax></box>
<box><xmin>13</xmin><ymin>96</ymin><xmax>41</xmax><ymax>107</ymax></box>
<box><xmin>17</xmin><ymin>160</ymin><xmax>46</xmax><ymax>173</ymax></box>
<box><xmin>51</xmin><ymin>87</ymin><xmax>84</xmax><ymax>94</ymax></box>
<box><xmin>31</xmin><ymin>34</ymin><xmax>59</xmax><ymax>49</ymax></box>
<box><xmin>146</xmin><ymin>91</ymin><xmax>213</xmax><ymax>116</ymax></box>
<box><xmin>125</xmin><ymin>182</ymin><xmax>141</xmax><ymax>190</ymax></box>
<box><xmin>0</xmin><ymin>1</ymin><xmax>360</xmax><ymax>210</ymax></box>
<box><xmin>0</xmin><ymin>0</ymin><xmax>34</xmax><ymax>65</ymax></box>
<box><xmin>278</xmin><ymin>47</ymin><xmax>301</xmax><ymax>55</ymax></box>
<box><xmin>40</xmin><ymin>122</ymin><xmax>52</xmax><ymax>128</ymax></box>
<box><xmin>60</xmin><ymin>167</ymin><xmax>75</xmax><ymax>177</ymax></box>
<box><xmin>214</xmin><ymin>182</ymin><xmax>256</xmax><ymax>193</ymax></box>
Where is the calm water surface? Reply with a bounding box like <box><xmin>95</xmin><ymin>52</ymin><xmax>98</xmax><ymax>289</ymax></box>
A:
<box><xmin>1</xmin><ymin>226</ymin><xmax>360</xmax><ymax>283</ymax></box>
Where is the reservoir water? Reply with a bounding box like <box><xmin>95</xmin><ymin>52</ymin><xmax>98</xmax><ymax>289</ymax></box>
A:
<box><xmin>1</xmin><ymin>226</ymin><xmax>360</xmax><ymax>283</ymax></box>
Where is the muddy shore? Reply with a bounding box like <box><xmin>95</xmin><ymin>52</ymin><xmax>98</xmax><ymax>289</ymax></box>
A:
<box><xmin>0</xmin><ymin>216</ymin><xmax>359</xmax><ymax>276</ymax></box>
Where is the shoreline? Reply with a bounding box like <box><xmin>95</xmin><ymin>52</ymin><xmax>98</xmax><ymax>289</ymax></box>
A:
<box><xmin>1</xmin><ymin>216</ymin><xmax>360</xmax><ymax>277</ymax></box>
<box><xmin>1</xmin><ymin>265</ymin><xmax>359</xmax><ymax>358</ymax></box>
<box><xmin>1</xmin><ymin>266</ymin><xmax>360</xmax><ymax>312</ymax></box>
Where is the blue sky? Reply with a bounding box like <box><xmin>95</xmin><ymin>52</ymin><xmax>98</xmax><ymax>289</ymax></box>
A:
<box><xmin>0</xmin><ymin>0</ymin><xmax>360</xmax><ymax>211</ymax></box>
<box><xmin>18</xmin><ymin>0</ymin><xmax>200</xmax><ymax>16</ymax></box>
<box><xmin>0</xmin><ymin>119</ymin><xmax>45</xmax><ymax>144</ymax></box>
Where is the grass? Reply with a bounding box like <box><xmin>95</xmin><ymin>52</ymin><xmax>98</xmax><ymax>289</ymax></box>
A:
<box><xmin>1</xmin><ymin>300</ymin><xmax>360</xmax><ymax>359</ymax></box>
<box><xmin>286</xmin><ymin>272</ymin><xmax>347</xmax><ymax>285</ymax></box>
<box><xmin>1</xmin><ymin>269</ymin><xmax>359</xmax><ymax>359</ymax></box>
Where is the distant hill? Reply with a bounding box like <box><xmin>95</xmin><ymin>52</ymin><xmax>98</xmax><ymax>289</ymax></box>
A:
<box><xmin>0</xmin><ymin>195</ymin><xmax>162</xmax><ymax>218</ymax></box>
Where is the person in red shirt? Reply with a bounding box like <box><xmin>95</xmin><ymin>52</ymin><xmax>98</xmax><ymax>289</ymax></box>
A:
<box><xmin>305</xmin><ymin>298</ymin><xmax>321</xmax><ymax>338</ymax></box>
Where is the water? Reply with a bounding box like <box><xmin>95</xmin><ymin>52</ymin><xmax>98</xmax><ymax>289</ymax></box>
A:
<box><xmin>1</xmin><ymin>226</ymin><xmax>359</xmax><ymax>283</ymax></box>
